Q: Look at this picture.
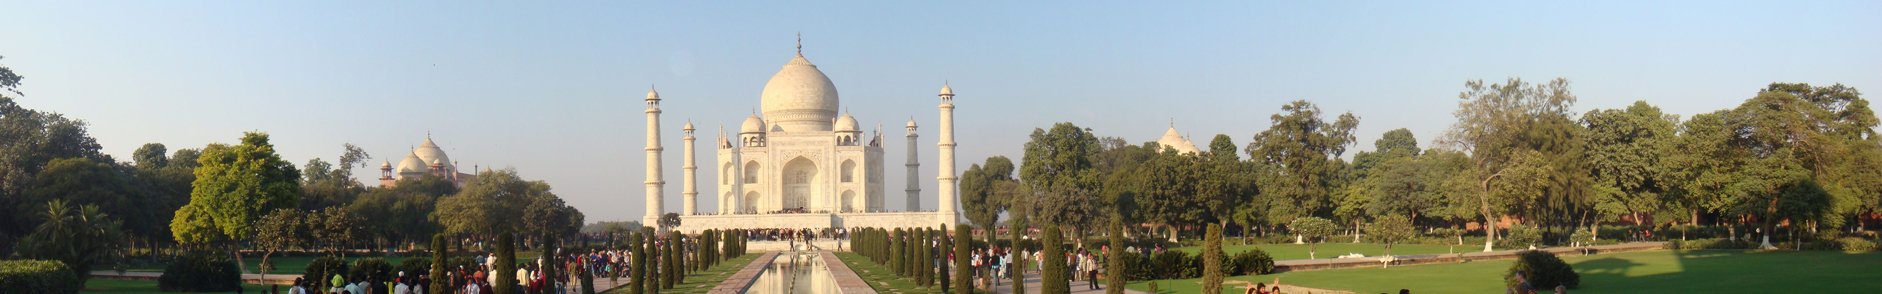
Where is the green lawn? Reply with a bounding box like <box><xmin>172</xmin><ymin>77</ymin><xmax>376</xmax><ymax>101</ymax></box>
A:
<box><xmin>598</xmin><ymin>253</ymin><xmax>763</xmax><ymax>294</ymax></box>
<box><xmin>1125</xmin><ymin>249</ymin><xmax>1882</xmax><ymax>294</ymax></box>
<box><xmin>1171</xmin><ymin>242</ymin><xmax>1464</xmax><ymax>261</ymax></box>
<box><xmin>833</xmin><ymin>252</ymin><xmax>991</xmax><ymax>294</ymax></box>
<box><xmin>83</xmin><ymin>279</ymin><xmax>273</xmax><ymax>294</ymax></box>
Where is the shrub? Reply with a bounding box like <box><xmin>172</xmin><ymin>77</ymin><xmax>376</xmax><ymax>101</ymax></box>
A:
<box><xmin>397</xmin><ymin>257</ymin><xmax>430</xmax><ymax>280</ymax></box>
<box><xmin>159</xmin><ymin>252</ymin><xmax>241</xmax><ymax>292</ymax></box>
<box><xmin>1505</xmin><ymin>250</ymin><xmax>1578</xmax><ymax>291</ymax></box>
<box><xmin>0</xmin><ymin>260</ymin><xmax>80</xmax><ymax>294</ymax></box>
<box><xmin>302</xmin><ymin>256</ymin><xmax>350</xmax><ymax>290</ymax></box>
<box><xmin>348</xmin><ymin>258</ymin><xmax>392</xmax><ymax>284</ymax></box>
<box><xmin>1836</xmin><ymin>237</ymin><xmax>1877</xmax><ymax>253</ymax></box>
<box><xmin>1500</xmin><ymin>225</ymin><xmax>1542</xmax><ymax>248</ymax></box>
<box><xmin>1568</xmin><ymin>228</ymin><xmax>1595</xmax><ymax>246</ymax></box>
<box><xmin>1228</xmin><ymin>249</ymin><xmax>1275</xmax><ymax>276</ymax></box>
<box><xmin>1135</xmin><ymin>250</ymin><xmax>1199</xmax><ymax>280</ymax></box>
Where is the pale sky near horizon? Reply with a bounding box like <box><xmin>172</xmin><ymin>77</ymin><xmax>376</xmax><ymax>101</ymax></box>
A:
<box><xmin>3</xmin><ymin>1</ymin><xmax>1878</xmax><ymax>223</ymax></box>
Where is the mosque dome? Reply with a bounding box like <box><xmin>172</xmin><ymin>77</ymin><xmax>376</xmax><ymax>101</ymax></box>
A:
<box><xmin>906</xmin><ymin>117</ymin><xmax>917</xmax><ymax>128</ymax></box>
<box><xmin>1156</xmin><ymin>127</ymin><xmax>1201</xmax><ymax>155</ymax></box>
<box><xmin>396</xmin><ymin>151</ymin><xmax>429</xmax><ymax>174</ymax></box>
<box><xmin>834</xmin><ymin>113</ymin><xmax>861</xmax><ymax>132</ymax></box>
<box><xmin>414</xmin><ymin>137</ymin><xmax>453</xmax><ymax>171</ymax></box>
<box><xmin>740</xmin><ymin>114</ymin><xmax>766</xmax><ymax>134</ymax></box>
<box><xmin>759</xmin><ymin>52</ymin><xmax>839</xmax><ymax>132</ymax></box>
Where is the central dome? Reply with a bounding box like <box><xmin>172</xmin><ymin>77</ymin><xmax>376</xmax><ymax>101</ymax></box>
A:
<box><xmin>759</xmin><ymin>53</ymin><xmax>839</xmax><ymax>132</ymax></box>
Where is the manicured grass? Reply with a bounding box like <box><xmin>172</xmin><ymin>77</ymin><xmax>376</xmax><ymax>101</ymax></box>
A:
<box><xmin>1125</xmin><ymin>249</ymin><xmax>1882</xmax><ymax>294</ymax></box>
<box><xmin>598</xmin><ymin>253</ymin><xmax>764</xmax><ymax>294</ymax></box>
<box><xmin>1171</xmin><ymin>242</ymin><xmax>1464</xmax><ymax>260</ymax></box>
<box><xmin>833</xmin><ymin>252</ymin><xmax>991</xmax><ymax>294</ymax></box>
<box><xmin>83</xmin><ymin>279</ymin><xmax>273</xmax><ymax>294</ymax></box>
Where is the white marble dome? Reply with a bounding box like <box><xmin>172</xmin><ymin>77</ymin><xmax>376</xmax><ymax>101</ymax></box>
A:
<box><xmin>834</xmin><ymin>113</ymin><xmax>860</xmax><ymax>132</ymax></box>
<box><xmin>740</xmin><ymin>114</ymin><xmax>766</xmax><ymax>134</ymax></box>
<box><xmin>1156</xmin><ymin>127</ymin><xmax>1201</xmax><ymax>155</ymax></box>
<box><xmin>414</xmin><ymin>137</ymin><xmax>452</xmax><ymax>170</ymax></box>
<box><xmin>396</xmin><ymin>151</ymin><xmax>428</xmax><ymax>174</ymax></box>
<box><xmin>760</xmin><ymin>53</ymin><xmax>839</xmax><ymax>132</ymax></box>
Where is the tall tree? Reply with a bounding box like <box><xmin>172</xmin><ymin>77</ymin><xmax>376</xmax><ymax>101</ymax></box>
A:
<box><xmin>1021</xmin><ymin>123</ymin><xmax>1103</xmax><ymax>232</ymax></box>
<box><xmin>432</xmin><ymin>169</ymin><xmax>556</xmax><ymax>237</ymax></box>
<box><xmin>1249</xmin><ymin>100</ymin><xmax>1359</xmax><ymax>227</ymax></box>
<box><xmin>960</xmin><ymin>156</ymin><xmax>1016</xmax><ymax>238</ymax></box>
<box><xmin>1</xmin><ymin>78</ymin><xmax>107</xmax><ymax>252</ymax></box>
<box><xmin>1439</xmin><ymin>78</ymin><xmax>1580</xmax><ymax>251</ymax></box>
<box><xmin>1581</xmin><ymin>101</ymin><xmax>1679</xmax><ymax>228</ymax></box>
<box><xmin>169</xmin><ymin>132</ymin><xmax>301</xmax><ymax>273</ymax></box>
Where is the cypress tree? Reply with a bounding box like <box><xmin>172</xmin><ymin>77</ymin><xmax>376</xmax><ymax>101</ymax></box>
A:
<box><xmin>890</xmin><ymin>229</ymin><xmax>904</xmax><ymax>276</ymax></box>
<box><xmin>940</xmin><ymin>225</ymin><xmax>951</xmax><ymax>292</ymax></box>
<box><xmin>494</xmin><ymin>232</ymin><xmax>519</xmax><ymax>294</ymax></box>
<box><xmin>916</xmin><ymin>227</ymin><xmax>929</xmax><ymax>286</ymax></box>
<box><xmin>1040</xmin><ymin>223</ymin><xmax>1068</xmax><ymax>294</ymax></box>
<box><xmin>661</xmin><ymin>232</ymin><xmax>675</xmax><ymax>289</ymax></box>
<box><xmin>669</xmin><ymin>231</ymin><xmax>685</xmax><ymax>282</ymax></box>
<box><xmin>953</xmin><ymin>224</ymin><xmax>972</xmax><ymax>294</ymax></box>
<box><xmin>646</xmin><ymin>230</ymin><xmax>661</xmax><ymax>294</ymax></box>
<box><xmin>1202</xmin><ymin>224</ymin><xmax>1225</xmax><ymax>294</ymax></box>
<box><xmin>541</xmin><ymin>232</ymin><xmax>559</xmax><ymax>292</ymax></box>
<box><xmin>627</xmin><ymin>232</ymin><xmax>643</xmax><ymax>294</ymax></box>
<box><xmin>429</xmin><ymin>234</ymin><xmax>449</xmax><ymax>294</ymax></box>
<box><xmin>1009</xmin><ymin>220</ymin><xmax>1026</xmax><ymax>294</ymax></box>
<box><xmin>1106</xmin><ymin>220</ymin><xmax>1126</xmax><ymax>294</ymax></box>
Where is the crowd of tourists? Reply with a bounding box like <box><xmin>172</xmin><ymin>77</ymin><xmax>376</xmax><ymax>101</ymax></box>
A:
<box><xmin>271</xmin><ymin>234</ymin><xmax>709</xmax><ymax>294</ymax></box>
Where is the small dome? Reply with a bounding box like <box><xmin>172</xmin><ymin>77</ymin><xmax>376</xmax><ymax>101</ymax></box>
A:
<box><xmin>1156</xmin><ymin>127</ymin><xmax>1201</xmax><ymax>155</ymax></box>
<box><xmin>646</xmin><ymin>86</ymin><xmax>660</xmax><ymax>100</ymax></box>
<box><xmin>380</xmin><ymin>160</ymin><xmax>391</xmax><ymax>168</ymax></box>
<box><xmin>939</xmin><ymin>83</ymin><xmax>953</xmax><ymax>96</ymax></box>
<box><xmin>834</xmin><ymin>113</ymin><xmax>861</xmax><ymax>132</ymax></box>
<box><xmin>430</xmin><ymin>158</ymin><xmax>443</xmax><ymax>166</ymax></box>
<box><xmin>906</xmin><ymin>117</ymin><xmax>917</xmax><ymax>128</ymax></box>
<box><xmin>683</xmin><ymin>121</ymin><xmax>696</xmax><ymax>131</ymax></box>
<box><xmin>396</xmin><ymin>151</ymin><xmax>429</xmax><ymax>175</ymax></box>
<box><xmin>740</xmin><ymin>114</ymin><xmax>766</xmax><ymax>134</ymax></box>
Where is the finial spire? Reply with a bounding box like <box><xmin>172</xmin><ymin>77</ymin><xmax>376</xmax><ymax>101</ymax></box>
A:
<box><xmin>796</xmin><ymin>32</ymin><xmax>803</xmax><ymax>55</ymax></box>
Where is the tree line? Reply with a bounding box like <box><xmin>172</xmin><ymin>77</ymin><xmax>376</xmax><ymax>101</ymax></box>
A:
<box><xmin>0</xmin><ymin>60</ymin><xmax>585</xmax><ymax>282</ymax></box>
<box><xmin>961</xmin><ymin>77</ymin><xmax>1880</xmax><ymax>250</ymax></box>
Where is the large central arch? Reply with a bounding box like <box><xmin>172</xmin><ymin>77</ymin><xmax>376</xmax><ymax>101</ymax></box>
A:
<box><xmin>781</xmin><ymin>156</ymin><xmax>818</xmax><ymax>211</ymax></box>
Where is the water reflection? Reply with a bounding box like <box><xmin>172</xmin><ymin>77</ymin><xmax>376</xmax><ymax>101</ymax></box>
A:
<box><xmin>745</xmin><ymin>252</ymin><xmax>838</xmax><ymax>294</ymax></box>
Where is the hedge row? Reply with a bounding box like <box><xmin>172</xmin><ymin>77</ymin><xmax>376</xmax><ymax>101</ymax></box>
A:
<box><xmin>159</xmin><ymin>252</ymin><xmax>240</xmax><ymax>292</ymax></box>
<box><xmin>0</xmin><ymin>260</ymin><xmax>79</xmax><ymax>294</ymax></box>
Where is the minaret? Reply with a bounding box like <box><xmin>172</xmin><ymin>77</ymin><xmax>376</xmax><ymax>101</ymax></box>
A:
<box><xmin>936</xmin><ymin>83</ymin><xmax>960</xmax><ymax>227</ymax></box>
<box><xmin>643</xmin><ymin>86</ymin><xmax>666</xmax><ymax>227</ymax></box>
<box><xmin>682</xmin><ymin>120</ymin><xmax>698</xmax><ymax>216</ymax></box>
<box><xmin>905</xmin><ymin>117</ymin><xmax>921</xmax><ymax>212</ymax></box>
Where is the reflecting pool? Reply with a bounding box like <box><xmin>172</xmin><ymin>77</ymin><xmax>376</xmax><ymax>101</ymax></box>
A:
<box><xmin>744</xmin><ymin>251</ymin><xmax>839</xmax><ymax>294</ymax></box>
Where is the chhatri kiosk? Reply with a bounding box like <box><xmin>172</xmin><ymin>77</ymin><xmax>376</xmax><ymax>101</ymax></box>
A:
<box><xmin>638</xmin><ymin>41</ymin><xmax>963</xmax><ymax>233</ymax></box>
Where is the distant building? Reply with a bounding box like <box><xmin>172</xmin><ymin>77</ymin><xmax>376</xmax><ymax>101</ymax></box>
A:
<box><xmin>1155</xmin><ymin>124</ymin><xmax>1202</xmax><ymax>155</ymax></box>
<box><xmin>378</xmin><ymin>135</ymin><xmax>474</xmax><ymax>187</ymax></box>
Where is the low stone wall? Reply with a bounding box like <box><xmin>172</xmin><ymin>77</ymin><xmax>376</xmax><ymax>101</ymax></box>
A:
<box><xmin>675</xmin><ymin>211</ymin><xmax>952</xmax><ymax>233</ymax></box>
<box><xmin>1274</xmin><ymin>242</ymin><xmax>1666</xmax><ymax>273</ymax></box>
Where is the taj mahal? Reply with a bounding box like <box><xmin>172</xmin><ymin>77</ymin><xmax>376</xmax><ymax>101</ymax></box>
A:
<box><xmin>640</xmin><ymin>40</ymin><xmax>961</xmax><ymax>233</ymax></box>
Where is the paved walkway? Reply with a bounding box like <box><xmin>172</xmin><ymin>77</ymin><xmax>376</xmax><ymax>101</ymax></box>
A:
<box><xmin>984</xmin><ymin>270</ymin><xmax>1148</xmax><ymax>294</ymax></box>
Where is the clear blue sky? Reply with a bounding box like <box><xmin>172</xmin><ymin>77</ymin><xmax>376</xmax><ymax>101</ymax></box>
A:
<box><xmin>4</xmin><ymin>1</ymin><xmax>1878</xmax><ymax>223</ymax></box>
